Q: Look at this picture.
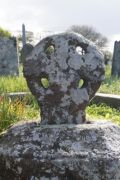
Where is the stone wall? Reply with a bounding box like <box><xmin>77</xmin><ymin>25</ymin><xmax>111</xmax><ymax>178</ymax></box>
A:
<box><xmin>0</xmin><ymin>37</ymin><xmax>19</xmax><ymax>76</ymax></box>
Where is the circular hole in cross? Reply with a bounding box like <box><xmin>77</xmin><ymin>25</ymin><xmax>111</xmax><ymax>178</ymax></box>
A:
<box><xmin>45</xmin><ymin>45</ymin><xmax>55</xmax><ymax>55</ymax></box>
<box><xmin>78</xmin><ymin>79</ymin><xmax>84</xmax><ymax>88</ymax></box>
<box><xmin>41</xmin><ymin>78</ymin><xmax>50</xmax><ymax>88</ymax></box>
<box><xmin>76</xmin><ymin>46</ymin><xmax>85</xmax><ymax>55</ymax></box>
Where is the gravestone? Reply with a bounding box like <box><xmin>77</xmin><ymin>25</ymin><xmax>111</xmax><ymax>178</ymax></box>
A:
<box><xmin>20</xmin><ymin>43</ymin><xmax>34</xmax><ymax>63</ymax></box>
<box><xmin>111</xmin><ymin>41</ymin><xmax>120</xmax><ymax>77</ymax></box>
<box><xmin>0</xmin><ymin>36</ymin><xmax>19</xmax><ymax>76</ymax></box>
<box><xmin>0</xmin><ymin>32</ymin><xmax>120</xmax><ymax>180</ymax></box>
<box><xmin>20</xmin><ymin>24</ymin><xmax>34</xmax><ymax>63</ymax></box>
<box><xmin>22</xmin><ymin>24</ymin><xmax>26</xmax><ymax>46</ymax></box>
<box><xmin>24</xmin><ymin>32</ymin><xmax>105</xmax><ymax>124</ymax></box>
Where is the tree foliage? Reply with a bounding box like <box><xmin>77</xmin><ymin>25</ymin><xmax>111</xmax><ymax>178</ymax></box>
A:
<box><xmin>0</xmin><ymin>27</ymin><xmax>11</xmax><ymax>38</ymax></box>
<box><xmin>103</xmin><ymin>50</ymin><xmax>112</xmax><ymax>65</ymax></box>
<box><xmin>67</xmin><ymin>25</ymin><xmax>108</xmax><ymax>49</ymax></box>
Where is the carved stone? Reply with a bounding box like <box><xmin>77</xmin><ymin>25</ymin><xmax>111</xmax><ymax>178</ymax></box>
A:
<box><xmin>24</xmin><ymin>32</ymin><xmax>105</xmax><ymax>124</ymax></box>
<box><xmin>0</xmin><ymin>121</ymin><xmax>120</xmax><ymax>180</ymax></box>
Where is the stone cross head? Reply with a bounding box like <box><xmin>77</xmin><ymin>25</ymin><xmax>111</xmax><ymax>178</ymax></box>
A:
<box><xmin>23</xmin><ymin>32</ymin><xmax>105</xmax><ymax>124</ymax></box>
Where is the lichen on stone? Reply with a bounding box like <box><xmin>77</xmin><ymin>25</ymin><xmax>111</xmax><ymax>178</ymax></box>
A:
<box><xmin>0</xmin><ymin>121</ymin><xmax>120</xmax><ymax>180</ymax></box>
<box><xmin>23</xmin><ymin>32</ymin><xmax>105</xmax><ymax>125</ymax></box>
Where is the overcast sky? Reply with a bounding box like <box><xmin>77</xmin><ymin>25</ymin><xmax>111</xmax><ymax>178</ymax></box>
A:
<box><xmin>0</xmin><ymin>0</ymin><xmax>120</xmax><ymax>49</ymax></box>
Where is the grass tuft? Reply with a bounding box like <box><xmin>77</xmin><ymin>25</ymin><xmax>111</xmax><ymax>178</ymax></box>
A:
<box><xmin>0</xmin><ymin>75</ymin><xmax>28</xmax><ymax>94</ymax></box>
<box><xmin>0</xmin><ymin>94</ymin><xmax>39</xmax><ymax>133</ymax></box>
<box><xmin>87</xmin><ymin>103</ymin><xmax>120</xmax><ymax>125</ymax></box>
<box><xmin>98</xmin><ymin>65</ymin><xmax>120</xmax><ymax>95</ymax></box>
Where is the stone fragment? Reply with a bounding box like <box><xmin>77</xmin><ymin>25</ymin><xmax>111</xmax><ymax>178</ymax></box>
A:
<box><xmin>24</xmin><ymin>32</ymin><xmax>105</xmax><ymax>124</ymax></box>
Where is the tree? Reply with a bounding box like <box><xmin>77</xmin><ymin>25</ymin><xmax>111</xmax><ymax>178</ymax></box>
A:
<box><xmin>103</xmin><ymin>50</ymin><xmax>112</xmax><ymax>65</ymax></box>
<box><xmin>67</xmin><ymin>25</ymin><xmax>108</xmax><ymax>49</ymax></box>
<box><xmin>0</xmin><ymin>27</ymin><xmax>11</xmax><ymax>38</ymax></box>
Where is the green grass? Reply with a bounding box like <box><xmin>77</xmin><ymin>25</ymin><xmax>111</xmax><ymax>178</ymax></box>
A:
<box><xmin>0</xmin><ymin>76</ymin><xmax>29</xmax><ymax>94</ymax></box>
<box><xmin>87</xmin><ymin>103</ymin><xmax>120</xmax><ymax>125</ymax></box>
<box><xmin>98</xmin><ymin>65</ymin><xmax>120</xmax><ymax>95</ymax></box>
<box><xmin>0</xmin><ymin>94</ymin><xmax>39</xmax><ymax>133</ymax></box>
<box><xmin>87</xmin><ymin>65</ymin><xmax>120</xmax><ymax>124</ymax></box>
<box><xmin>99</xmin><ymin>77</ymin><xmax>120</xmax><ymax>95</ymax></box>
<box><xmin>0</xmin><ymin>66</ymin><xmax>28</xmax><ymax>94</ymax></box>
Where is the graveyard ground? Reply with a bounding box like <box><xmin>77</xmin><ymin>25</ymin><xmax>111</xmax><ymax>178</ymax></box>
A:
<box><xmin>0</xmin><ymin>65</ymin><xmax>120</xmax><ymax>133</ymax></box>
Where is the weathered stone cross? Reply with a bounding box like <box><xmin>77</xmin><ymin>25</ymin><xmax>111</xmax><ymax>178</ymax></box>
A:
<box><xmin>24</xmin><ymin>32</ymin><xmax>105</xmax><ymax>124</ymax></box>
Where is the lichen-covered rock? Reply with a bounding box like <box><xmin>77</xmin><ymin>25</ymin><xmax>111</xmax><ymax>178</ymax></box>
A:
<box><xmin>23</xmin><ymin>32</ymin><xmax>105</xmax><ymax>124</ymax></box>
<box><xmin>0</xmin><ymin>37</ymin><xmax>19</xmax><ymax>76</ymax></box>
<box><xmin>0</xmin><ymin>121</ymin><xmax>120</xmax><ymax>180</ymax></box>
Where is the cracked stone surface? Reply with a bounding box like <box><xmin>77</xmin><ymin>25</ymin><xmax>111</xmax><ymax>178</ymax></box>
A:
<box><xmin>0</xmin><ymin>121</ymin><xmax>120</xmax><ymax>180</ymax></box>
<box><xmin>23</xmin><ymin>32</ymin><xmax>105</xmax><ymax>124</ymax></box>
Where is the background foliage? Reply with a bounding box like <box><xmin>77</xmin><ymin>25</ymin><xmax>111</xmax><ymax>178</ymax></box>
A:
<box><xmin>0</xmin><ymin>27</ymin><xmax>11</xmax><ymax>38</ymax></box>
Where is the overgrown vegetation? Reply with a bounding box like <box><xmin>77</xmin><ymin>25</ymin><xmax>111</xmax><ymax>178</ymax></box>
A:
<box><xmin>0</xmin><ymin>76</ymin><xmax>28</xmax><ymax>94</ymax></box>
<box><xmin>0</xmin><ymin>95</ymin><xmax>39</xmax><ymax>133</ymax></box>
<box><xmin>0</xmin><ymin>66</ymin><xmax>28</xmax><ymax>93</ymax></box>
<box><xmin>0</xmin><ymin>27</ymin><xmax>12</xmax><ymax>38</ymax></box>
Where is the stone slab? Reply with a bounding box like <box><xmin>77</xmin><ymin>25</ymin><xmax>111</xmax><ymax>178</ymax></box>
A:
<box><xmin>0</xmin><ymin>37</ymin><xmax>19</xmax><ymax>76</ymax></box>
<box><xmin>0</xmin><ymin>121</ymin><xmax>120</xmax><ymax>180</ymax></box>
<box><xmin>93</xmin><ymin>93</ymin><xmax>120</xmax><ymax>108</ymax></box>
<box><xmin>111</xmin><ymin>41</ymin><xmax>120</xmax><ymax>77</ymax></box>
